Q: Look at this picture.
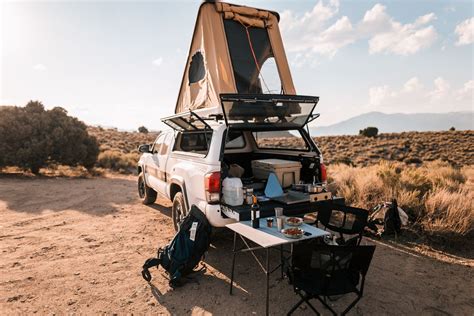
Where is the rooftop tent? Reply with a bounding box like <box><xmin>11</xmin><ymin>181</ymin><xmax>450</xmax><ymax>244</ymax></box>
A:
<box><xmin>175</xmin><ymin>1</ymin><xmax>296</xmax><ymax>114</ymax></box>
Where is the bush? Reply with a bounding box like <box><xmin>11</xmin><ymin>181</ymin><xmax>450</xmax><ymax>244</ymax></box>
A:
<box><xmin>0</xmin><ymin>101</ymin><xmax>99</xmax><ymax>173</ymax></box>
<box><xmin>449</xmin><ymin>126</ymin><xmax>455</xmax><ymax>131</ymax></box>
<box><xmin>96</xmin><ymin>150</ymin><xmax>139</xmax><ymax>173</ymax></box>
<box><xmin>138</xmin><ymin>126</ymin><xmax>149</xmax><ymax>134</ymax></box>
<box><xmin>359</xmin><ymin>127</ymin><xmax>378</xmax><ymax>138</ymax></box>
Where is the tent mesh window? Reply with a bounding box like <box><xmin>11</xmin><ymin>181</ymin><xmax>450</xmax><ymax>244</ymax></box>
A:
<box><xmin>188</xmin><ymin>51</ymin><xmax>206</xmax><ymax>85</ymax></box>
<box><xmin>223</xmin><ymin>20</ymin><xmax>281</xmax><ymax>94</ymax></box>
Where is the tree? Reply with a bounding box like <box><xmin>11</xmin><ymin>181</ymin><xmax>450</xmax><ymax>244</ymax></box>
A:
<box><xmin>138</xmin><ymin>126</ymin><xmax>149</xmax><ymax>134</ymax></box>
<box><xmin>449</xmin><ymin>126</ymin><xmax>456</xmax><ymax>131</ymax></box>
<box><xmin>359</xmin><ymin>127</ymin><xmax>378</xmax><ymax>138</ymax></box>
<box><xmin>0</xmin><ymin>101</ymin><xmax>99</xmax><ymax>173</ymax></box>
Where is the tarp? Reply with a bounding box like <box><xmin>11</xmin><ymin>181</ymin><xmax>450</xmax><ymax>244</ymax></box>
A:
<box><xmin>175</xmin><ymin>1</ymin><xmax>296</xmax><ymax>114</ymax></box>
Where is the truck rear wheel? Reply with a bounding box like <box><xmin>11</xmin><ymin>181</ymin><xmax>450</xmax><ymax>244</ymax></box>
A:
<box><xmin>172</xmin><ymin>192</ymin><xmax>187</xmax><ymax>231</ymax></box>
<box><xmin>138</xmin><ymin>172</ymin><xmax>157</xmax><ymax>205</ymax></box>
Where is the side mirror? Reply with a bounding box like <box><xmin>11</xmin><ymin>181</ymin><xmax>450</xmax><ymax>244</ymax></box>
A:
<box><xmin>138</xmin><ymin>144</ymin><xmax>151</xmax><ymax>153</ymax></box>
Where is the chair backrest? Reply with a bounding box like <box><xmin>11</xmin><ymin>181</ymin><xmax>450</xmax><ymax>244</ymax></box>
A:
<box><xmin>317</xmin><ymin>203</ymin><xmax>369</xmax><ymax>236</ymax></box>
<box><xmin>292</xmin><ymin>242</ymin><xmax>376</xmax><ymax>278</ymax></box>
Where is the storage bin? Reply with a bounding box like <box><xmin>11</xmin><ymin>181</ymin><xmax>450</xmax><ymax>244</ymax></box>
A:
<box><xmin>251</xmin><ymin>159</ymin><xmax>302</xmax><ymax>188</ymax></box>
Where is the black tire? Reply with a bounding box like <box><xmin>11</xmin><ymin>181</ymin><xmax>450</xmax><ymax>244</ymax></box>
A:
<box><xmin>138</xmin><ymin>172</ymin><xmax>157</xmax><ymax>205</ymax></box>
<box><xmin>172</xmin><ymin>192</ymin><xmax>187</xmax><ymax>232</ymax></box>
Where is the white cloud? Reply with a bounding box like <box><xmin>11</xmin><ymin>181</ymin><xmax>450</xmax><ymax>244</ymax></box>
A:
<box><xmin>366</xmin><ymin>77</ymin><xmax>472</xmax><ymax>113</ymax></box>
<box><xmin>280</xmin><ymin>2</ymin><xmax>438</xmax><ymax>60</ymax></box>
<box><xmin>403</xmin><ymin>77</ymin><xmax>423</xmax><ymax>92</ymax></box>
<box><xmin>369</xmin><ymin>85</ymin><xmax>395</xmax><ymax>107</ymax></box>
<box><xmin>455</xmin><ymin>80</ymin><xmax>474</xmax><ymax>101</ymax></box>
<box><xmin>152</xmin><ymin>57</ymin><xmax>163</xmax><ymax>67</ymax></box>
<box><xmin>365</xmin><ymin>6</ymin><xmax>437</xmax><ymax>55</ymax></box>
<box><xmin>33</xmin><ymin>64</ymin><xmax>47</xmax><ymax>71</ymax></box>
<box><xmin>428</xmin><ymin>77</ymin><xmax>450</xmax><ymax>101</ymax></box>
<box><xmin>455</xmin><ymin>17</ymin><xmax>474</xmax><ymax>46</ymax></box>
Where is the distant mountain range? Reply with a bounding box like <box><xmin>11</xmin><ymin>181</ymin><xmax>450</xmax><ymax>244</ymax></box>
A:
<box><xmin>309</xmin><ymin>111</ymin><xmax>474</xmax><ymax>136</ymax></box>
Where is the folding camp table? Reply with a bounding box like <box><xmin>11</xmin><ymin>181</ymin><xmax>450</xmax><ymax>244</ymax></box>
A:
<box><xmin>226</xmin><ymin>219</ymin><xmax>329</xmax><ymax>316</ymax></box>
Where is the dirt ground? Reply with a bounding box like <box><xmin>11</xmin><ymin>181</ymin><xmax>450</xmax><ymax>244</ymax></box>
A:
<box><xmin>1</xmin><ymin>175</ymin><xmax>473</xmax><ymax>315</ymax></box>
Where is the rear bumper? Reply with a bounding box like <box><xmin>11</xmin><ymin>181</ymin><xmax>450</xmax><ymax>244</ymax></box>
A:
<box><xmin>196</xmin><ymin>201</ymin><xmax>236</xmax><ymax>227</ymax></box>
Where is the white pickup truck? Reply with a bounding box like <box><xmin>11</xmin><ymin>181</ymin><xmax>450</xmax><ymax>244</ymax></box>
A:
<box><xmin>138</xmin><ymin>94</ymin><xmax>342</xmax><ymax>231</ymax></box>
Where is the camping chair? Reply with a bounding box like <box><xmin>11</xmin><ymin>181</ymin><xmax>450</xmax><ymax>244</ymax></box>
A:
<box><xmin>316</xmin><ymin>203</ymin><xmax>369</xmax><ymax>246</ymax></box>
<box><xmin>286</xmin><ymin>242</ymin><xmax>376</xmax><ymax>316</ymax></box>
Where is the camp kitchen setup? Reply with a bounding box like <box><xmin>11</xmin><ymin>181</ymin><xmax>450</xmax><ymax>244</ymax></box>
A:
<box><xmin>220</xmin><ymin>156</ymin><xmax>338</xmax><ymax>220</ymax></box>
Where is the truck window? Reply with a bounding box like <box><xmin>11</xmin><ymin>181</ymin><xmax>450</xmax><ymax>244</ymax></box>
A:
<box><xmin>174</xmin><ymin>131</ymin><xmax>212</xmax><ymax>155</ymax></box>
<box><xmin>253</xmin><ymin>130</ymin><xmax>309</xmax><ymax>151</ymax></box>
<box><xmin>225</xmin><ymin>130</ymin><xmax>245</xmax><ymax>149</ymax></box>
<box><xmin>152</xmin><ymin>134</ymin><xmax>166</xmax><ymax>154</ymax></box>
<box><xmin>159</xmin><ymin>133</ymin><xmax>172</xmax><ymax>155</ymax></box>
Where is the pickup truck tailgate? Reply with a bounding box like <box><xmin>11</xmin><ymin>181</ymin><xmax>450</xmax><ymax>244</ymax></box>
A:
<box><xmin>220</xmin><ymin>197</ymin><xmax>345</xmax><ymax>221</ymax></box>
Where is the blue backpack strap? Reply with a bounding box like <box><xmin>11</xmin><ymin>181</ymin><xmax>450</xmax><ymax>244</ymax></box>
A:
<box><xmin>142</xmin><ymin>257</ymin><xmax>160</xmax><ymax>282</ymax></box>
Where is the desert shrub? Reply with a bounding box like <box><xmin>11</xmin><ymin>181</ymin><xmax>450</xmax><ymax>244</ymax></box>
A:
<box><xmin>359</xmin><ymin>127</ymin><xmax>378</xmax><ymax>138</ymax></box>
<box><xmin>0</xmin><ymin>101</ymin><xmax>99</xmax><ymax>173</ymax></box>
<box><xmin>96</xmin><ymin>150</ymin><xmax>139</xmax><ymax>173</ymax></box>
<box><xmin>138</xmin><ymin>126</ymin><xmax>149</xmax><ymax>134</ymax></box>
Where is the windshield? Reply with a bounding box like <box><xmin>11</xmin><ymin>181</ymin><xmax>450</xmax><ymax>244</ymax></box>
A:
<box><xmin>220</xmin><ymin>94</ymin><xmax>319</xmax><ymax>130</ymax></box>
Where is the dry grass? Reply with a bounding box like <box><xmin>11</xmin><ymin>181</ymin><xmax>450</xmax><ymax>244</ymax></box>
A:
<box><xmin>88</xmin><ymin>126</ymin><xmax>158</xmax><ymax>173</ymax></box>
<box><xmin>328</xmin><ymin>161</ymin><xmax>474</xmax><ymax>239</ymax></box>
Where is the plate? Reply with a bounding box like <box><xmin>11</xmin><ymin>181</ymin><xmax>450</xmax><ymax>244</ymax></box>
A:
<box><xmin>303</xmin><ymin>213</ymin><xmax>317</xmax><ymax>224</ymax></box>
<box><xmin>285</xmin><ymin>217</ymin><xmax>303</xmax><ymax>226</ymax></box>
<box><xmin>282</xmin><ymin>227</ymin><xmax>304</xmax><ymax>239</ymax></box>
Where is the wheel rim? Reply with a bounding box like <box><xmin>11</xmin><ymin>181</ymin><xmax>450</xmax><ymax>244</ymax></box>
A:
<box><xmin>138</xmin><ymin>178</ymin><xmax>145</xmax><ymax>198</ymax></box>
<box><xmin>173</xmin><ymin>201</ymin><xmax>185</xmax><ymax>231</ymax></box>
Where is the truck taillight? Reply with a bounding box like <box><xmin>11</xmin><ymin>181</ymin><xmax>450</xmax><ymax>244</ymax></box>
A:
<box><xmin>320</xmin><ymin>163</ymin><xmax>327</xmax><ymax>183</ymax></box>
<box><xmin>205</xmin><ymin>172</ymin><xmax>221</xmax><ymax>203</ymax></box>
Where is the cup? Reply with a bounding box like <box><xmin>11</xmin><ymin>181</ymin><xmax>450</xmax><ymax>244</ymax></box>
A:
<box><xmin>266</xmin><ymin>218</ymin><xmax>274</xmax><ymax>228</ymax></box>
<box><xmin>275</xmin><ymin>207</ymin><xmax>283</xmax><ymax>218</ymax></box>
<box><xmin>276</xmin><ymin>216</ymin><xmax>285</xmax><ymax>230</ymax></box>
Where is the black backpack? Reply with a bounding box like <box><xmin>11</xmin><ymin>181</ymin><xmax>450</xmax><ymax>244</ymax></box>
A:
<box><xmin>367</xmin><ymin>199</ymin><xmax>402</xmax><ymax>236</ymax></box>
<box><xmin>383</xmin><ymin>199</ymin><xmax>401</xmax><ymax>235</ymax></box>
<box><xmin>141</xmin><ymin>205</ymin><xmax>212</xmax><ymax>287</ymax></box>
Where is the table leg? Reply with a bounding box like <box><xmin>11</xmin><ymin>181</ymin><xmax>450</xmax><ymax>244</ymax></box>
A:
<box><xmin>265</xmin><ymin>248</ymin><xmax>270</xmax><ymax>316</ymax></box>
<box><xmin>280</xmin><ymin>244</ymin><xmax>284</xmax><ymax>279</ymax></box>
<box><xmin>230</xmin><ymin>232</ymin><xmax>237</xmax><ymax>295</ymax></box>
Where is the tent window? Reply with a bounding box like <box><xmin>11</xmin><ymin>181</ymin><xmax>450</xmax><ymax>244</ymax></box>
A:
<box><xmin>188</xmin><ymin>51</ymin><xmax>206</xmax><ymax>85</ymax></box>
<box><xmin>223</xmin><ymin>19</ymin><xmax>282</xmax><ymax>94</ymax></box>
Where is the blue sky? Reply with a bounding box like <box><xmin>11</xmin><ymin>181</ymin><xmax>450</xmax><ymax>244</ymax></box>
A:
<box><xmin>1</xmin><ymin>0</ymin><xmax>473</xmax><ymax>131</ymax></box>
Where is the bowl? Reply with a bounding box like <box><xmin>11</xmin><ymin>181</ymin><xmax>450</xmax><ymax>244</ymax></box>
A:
<box><xmin>282</xmin><ymin>227</ymin><xmax>304</xmax><ymax>239</ymax></box>
<box><xmin>285</xmin><ymin>217</ymin><xmax>303</xmax><ymax>226</ymax></box>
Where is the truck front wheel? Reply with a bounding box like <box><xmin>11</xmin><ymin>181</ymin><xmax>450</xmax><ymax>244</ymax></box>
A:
<box><xmin>172</xmin><ymin>192</ymin><xmax>187</xmax><ymax>231</ymax></box>
<box><xmin>138</xmin><ymin>172</ymin><xmax>157</xmax><ymax>205</ymax></box>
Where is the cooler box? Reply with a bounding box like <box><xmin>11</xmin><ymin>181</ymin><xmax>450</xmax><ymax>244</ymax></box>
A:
<box><xmin>251</xmin><ymin>159</ymin><xmax>302</xmax><ymax>188</ymax></box>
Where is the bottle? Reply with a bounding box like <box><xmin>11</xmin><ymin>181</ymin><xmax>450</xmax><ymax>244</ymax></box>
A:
<box><xmin>251</xmin><ymin>195</ymin><xmax>260</xmax><ymax>228</ymax></box>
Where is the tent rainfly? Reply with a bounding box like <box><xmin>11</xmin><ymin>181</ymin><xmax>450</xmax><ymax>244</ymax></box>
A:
<box><xmin>175</xmin><ymin>1</ymin><xmax>296</xmax><ymax>114</ymax></box>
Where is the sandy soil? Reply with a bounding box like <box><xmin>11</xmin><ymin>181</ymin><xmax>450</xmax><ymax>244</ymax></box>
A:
<box><xmin>1</xmin><ymin>175</ymin><xmax>473</xmax><ymax>315</ymax></box>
